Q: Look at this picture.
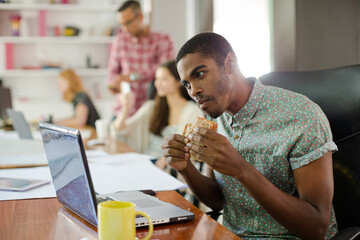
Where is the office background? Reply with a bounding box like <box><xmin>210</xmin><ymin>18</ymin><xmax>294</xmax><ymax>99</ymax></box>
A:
<box><xmin>0</xmin><ymin>0</ymin><xmax>358</xmax><ymax>121</ymax></box>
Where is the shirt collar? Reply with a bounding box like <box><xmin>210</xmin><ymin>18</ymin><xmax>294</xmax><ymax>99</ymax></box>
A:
<box><xmin>225</xmin><ymin>77</ymin><xmax>265</xmax><ymax>129</ymax></box>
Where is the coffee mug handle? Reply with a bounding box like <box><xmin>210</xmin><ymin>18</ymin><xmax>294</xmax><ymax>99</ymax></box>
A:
<box><xmin>135</xmin><ymin>210</ymin><xmax>153</xmax><ymax>240</ymax></box>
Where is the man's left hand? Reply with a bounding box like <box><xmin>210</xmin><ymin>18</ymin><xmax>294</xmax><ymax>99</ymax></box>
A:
<box><xmin>187</xmin><ymin>127</ymin><xmax>246</xmax><ymax>179</ymax></box>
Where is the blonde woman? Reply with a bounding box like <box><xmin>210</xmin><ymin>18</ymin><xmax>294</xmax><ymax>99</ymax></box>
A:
<box><xmin>56</xmin><ymin>69</ymin><xmax>100</xmax><ymax>128</ymax></box>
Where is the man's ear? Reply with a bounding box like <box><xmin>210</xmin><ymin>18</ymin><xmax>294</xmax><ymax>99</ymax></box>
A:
<box><xmin>224</xmin><ymin>52</ymin><xmax>237</xmax><ymax>74</ymax></box>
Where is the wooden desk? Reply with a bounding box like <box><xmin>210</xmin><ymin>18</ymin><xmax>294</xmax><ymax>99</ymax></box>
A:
<box><xmin>0</xmin><ymin>191</ymin><xmax>241</xmax><ymax>240</ymax></box>
<box><xmin>0</xmin><ymin>126</ymin><xmax>240</xmax><ymax>239</ymax></box>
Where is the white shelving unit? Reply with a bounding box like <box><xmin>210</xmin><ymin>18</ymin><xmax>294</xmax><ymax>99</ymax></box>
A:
<box><xmin>0</xmin><ymin>36</ymin><xmax>115</xmax><ymax>44</ymax></box>
<box><xmin>0</xmin><ymin>2</ymin><xmax>121</xmax><ymax>121</ymax></box>
<box><xmin>0</xmin><ymin>68</ymin><xmax>108</xmax><ymax>77</ymax></box>
<box><xmin>0</xmin><ymin>3</ymin><xmax>117</xmax><ymax>11</ymax></box>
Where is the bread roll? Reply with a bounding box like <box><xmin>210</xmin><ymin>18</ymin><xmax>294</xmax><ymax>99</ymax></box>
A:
<box><xmin>182</xmin><ymin>117</ymin><xmax>217</xmax><ymax>161</ymax></box>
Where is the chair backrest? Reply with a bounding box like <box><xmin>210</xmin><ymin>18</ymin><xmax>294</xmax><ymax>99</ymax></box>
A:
<box><xmin>259</xmin><ymin>64</ymin><xmax>360</xmax><ymax>230</ymax></box>
<box><xmin>146</xmin><ymin>81</ymin><xmax>157</xmax><ymax>100</ymax></box>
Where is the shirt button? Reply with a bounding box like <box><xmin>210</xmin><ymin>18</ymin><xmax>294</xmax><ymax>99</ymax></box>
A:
<box><xmin>237</xmin><ymin>188</ymin><xmax>242</xmax><ymax>193</ymax></box>
<box><xmin>234</xmin><ymin>135</ymin><xmax>239</xmax><ymax>139</ymax></box>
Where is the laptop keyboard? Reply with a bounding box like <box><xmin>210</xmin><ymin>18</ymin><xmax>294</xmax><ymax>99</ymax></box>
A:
<box><xmin>96</xmin><ymin>196</ymin><xmax>112</xmax><ymax>203</ymax></box>
<box><xmin>132</xmin><ymin>198</ymin><xmax>164</xmax><ymax>208</ymax></box>
<box><xmin>96</xmin><ymin>196</ymin><xmax>144</xmax><ymax>218</ymax></box>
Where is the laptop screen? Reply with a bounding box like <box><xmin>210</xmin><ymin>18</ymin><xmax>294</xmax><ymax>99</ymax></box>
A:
<box><xmin>7</xmin><ymin>109</ymin><xmax>33</xmax><ymax>139</ymax></box>
<box><xmin>40</xmin><ymin>123</ymin><xmax>98</xmax><ymax>226</ymax></box>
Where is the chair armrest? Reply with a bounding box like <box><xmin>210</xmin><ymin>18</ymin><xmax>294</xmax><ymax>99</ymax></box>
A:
<box><xmin>205</xmin><ymin>210</ymin><xmax>223</xmax><ymax>221</ymax></box>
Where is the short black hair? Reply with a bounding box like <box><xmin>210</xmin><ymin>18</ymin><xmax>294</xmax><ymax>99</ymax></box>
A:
<box><xmin>176</xmin><ymin>32</ymin><xmax>235</xmax><ymax>68</ymax></box>
<box><xmin>117</xmin><ymin>0</ymin><xmax>141</xmax><ymax>13</ymax></box>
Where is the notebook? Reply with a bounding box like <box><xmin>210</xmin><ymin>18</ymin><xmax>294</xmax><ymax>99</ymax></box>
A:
<box><xmin>39</xmin><ymin>122</ymin><xmax>194</xmax><ymax>227</ymax></box>
<box><xmin>6</xmin><ymin>109</ymin><xmax>33</xmax><ymax>139</ymax></box>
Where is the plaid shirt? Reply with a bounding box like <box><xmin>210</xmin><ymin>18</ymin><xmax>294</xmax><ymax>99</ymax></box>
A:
<box><xmin>107</xmin><ymin>28</ymin><xmax>175</xmax><ymax>115</ymax></box>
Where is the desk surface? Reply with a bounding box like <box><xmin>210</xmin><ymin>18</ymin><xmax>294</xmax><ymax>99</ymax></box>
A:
<box><xmin>0</xmin><ymin>191</ymin><xmax>241</xmax><ymax>240</ymax></box>
<box><xmin>0</xmin><ymin>127</ymin><xmax>241</xmax><ymax>239</ymax></box>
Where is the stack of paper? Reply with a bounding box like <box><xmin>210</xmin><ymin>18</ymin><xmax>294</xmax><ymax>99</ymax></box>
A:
<box><xmin>0</xmin><ymin>153</ymin><xmax>187</xmax><ymax>201</ymax></box>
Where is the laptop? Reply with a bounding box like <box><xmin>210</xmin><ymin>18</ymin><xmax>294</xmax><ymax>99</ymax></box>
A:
<box><xmin>39</xmin><ymin>122</ymin><xmax>194</xmax><ymax>227</ymax></box>
<box><xmin>6</xmin><ymin>109</ymin><xmax>33</xmax><ymax>139</ymax></box>
<box><xmin>0</xmin><ymin>88</ymin><xmax>13</xmax><ymax>121</ymax></box>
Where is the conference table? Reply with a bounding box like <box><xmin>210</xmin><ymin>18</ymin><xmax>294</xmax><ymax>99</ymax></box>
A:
<box><xmin>0</xmin><ymin>127</ymin><xmax>241</xmax><ymax>240</ymax></box>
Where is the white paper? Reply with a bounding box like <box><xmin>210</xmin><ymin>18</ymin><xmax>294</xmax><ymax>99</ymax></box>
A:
<box><xmin>0</xmin><ymin>166</ymin><xmax>55</xmax><ymax>200</ymax></box>
<box><xmin>85</xmin><ymin>149</ymin><xmax>109</xmax><ymax>159</ymax></box>
<box><xmin>0</xmin><ymin>138</ymin><xmax>45</xmax><ymax>155</ymax></box>
<box><xmin>0</xmin><ymin>130</ymin><xmax>19</xmax><ymax>140</ymax></box>
<box><xmin>0</xmin><ymin>154</ymin><xmax>187</xmax><ymax>201</ymax></box>
<box><xmin>0</xmin><ymin>130</ymin><xmax>42</xmax><ymax>141</ymax></box>
<box><xmin>0</xmin><ymin>154</ymin><xmax>48</xmax><ymax>166</ymax></box>
<box><xmin>87</xmin><ymin>152</ymin><xmax>156</xmax><ymax>164</ymax></box>
<box><xmin>89</xmin><ymin>157</ymin><xmax>187</xmax><ymax>194</ymax></box>
<box><xmin>0</xmin><ymin>138</ymin><xmax>48</xmax><ymax>167</ymax></box>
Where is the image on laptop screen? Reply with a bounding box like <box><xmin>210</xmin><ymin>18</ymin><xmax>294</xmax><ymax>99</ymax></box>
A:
<box><xmin>40</xmin><ymin>125</ymin><xmax>98</xmax><ymax>226</ymax></box>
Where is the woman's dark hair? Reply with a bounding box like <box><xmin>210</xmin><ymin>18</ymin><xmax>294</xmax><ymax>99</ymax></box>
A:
<box><xmin>149</xmin><ymin>60</ymin><xmax>192</xmax><ymax>136</ymax></box>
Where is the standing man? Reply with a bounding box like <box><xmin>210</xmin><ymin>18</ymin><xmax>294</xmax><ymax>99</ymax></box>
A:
<box><xmin>162</xmin><ymin>32</ymin><xmax>338</xmax><ymax>239</ymax></box>
<box><xmin>108</xmin><ymin>0</ymin><xmax>175</xmax><ymax>116</ymax></box>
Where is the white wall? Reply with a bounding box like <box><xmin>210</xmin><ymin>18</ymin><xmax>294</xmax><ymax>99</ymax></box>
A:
<box><xmin>272</xmin><ymin>0</ymin><xmax>360</xmax><ymax>71</ymax></box>
<box><xmin>151</xmin><ymin>0</ymin><xmax>188</xmax><ymax>52</ymax></box>
<box><xmin>151</xmin><ymin>0</ymin><xmax>213</xmax><ymax>53</ymax></box>
<box><xmin>271</xmin><ymin>0</ymin><xmax>296</xmax><ymax>71</ymax></box>
<box><xmin>296</xmin><ymin>0</ymin><xmax>359</xmax><ymax>71</ymax></box>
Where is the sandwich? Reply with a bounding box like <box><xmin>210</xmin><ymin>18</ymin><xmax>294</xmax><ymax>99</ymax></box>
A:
<box><xmin>183</xmin><ymin>117</ymin><xmax>218</xmax><ymax>161</ymax></box>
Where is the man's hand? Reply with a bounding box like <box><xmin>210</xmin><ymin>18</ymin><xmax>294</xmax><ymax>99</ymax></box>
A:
<box><xmin>162</xmin><ymin>133</ymin><xmax>226</xmax><ymax>211</ymax></box>
<box><xmin>187</xmin><ymin>127</ymin><xmax>246</xmax><ymax>179</ymax></box>
<box><xmin>161</xmin><ymin>134</ymin><xmax>191</xmax><ymax>171</ymax></box>
<box><xmin>108</xmin><ymin>74</ymin><xmax>131</xmax><ymax>94</ymax></box>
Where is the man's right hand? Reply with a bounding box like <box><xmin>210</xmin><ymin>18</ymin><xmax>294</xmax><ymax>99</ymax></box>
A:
<box><xmin>161</xmin><ymin>134</ymin><xmax>191</xmax><ymax>171</ymax></box>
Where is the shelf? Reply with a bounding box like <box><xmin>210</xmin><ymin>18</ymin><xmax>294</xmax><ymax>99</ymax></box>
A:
<box><xmin>0</xmin><ymin>68</ymin><xmax>108</xmax><ymax>77</ymax></box>
<box><xmin>0</xmin><ymin>36</ymin><xmax>115</xmax><ymax>44</ymax></box>
<box><xmin>0</xmin><ymin>3</ymin><xmax>117</xmax><ymax>11</ymax></box>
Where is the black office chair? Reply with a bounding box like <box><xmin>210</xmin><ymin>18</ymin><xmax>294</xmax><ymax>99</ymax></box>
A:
<box><xmin>259</xmin><ymin>64</ymin><xmax>360</xmax><ymax>239</ymax></box>
<box><xmin>146</xmin><ymin>81</ymin><xmax>157</xmax><ymax>100</ymax></box>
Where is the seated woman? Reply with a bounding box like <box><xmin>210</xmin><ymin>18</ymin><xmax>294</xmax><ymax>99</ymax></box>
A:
<box><xmin>111</xmin><ymin>60</ymin><xmax>202</xmax><ymax>169</ymax></box>
<box><xmin>56</xmin><ymin>69</ymin><xmax>100</xmax><ymax>128</ymax></box>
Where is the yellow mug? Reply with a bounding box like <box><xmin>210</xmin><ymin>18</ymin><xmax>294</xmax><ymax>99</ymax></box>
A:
<box><xmin>98</xmin><ymin>201</ymin><xmax>153</xmax><ymax>240</ymax></box>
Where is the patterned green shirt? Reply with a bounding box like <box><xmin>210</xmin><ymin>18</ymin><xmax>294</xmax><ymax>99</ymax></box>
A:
<box><xmin>211</xmin><ymin>78</ymin><xmax>338</xmax><ymax>239</ymax></box>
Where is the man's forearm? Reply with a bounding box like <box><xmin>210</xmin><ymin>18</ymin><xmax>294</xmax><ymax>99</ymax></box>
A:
<box><xmin>179</xmin><ymin>163</ymin><xmax>224</xmax><ymax>211</ymax></box>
